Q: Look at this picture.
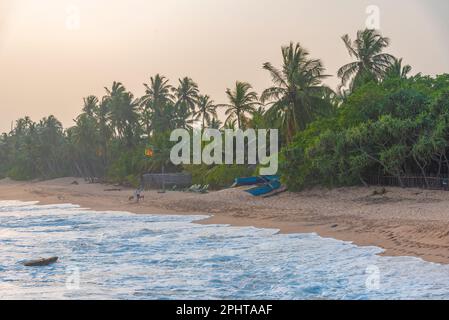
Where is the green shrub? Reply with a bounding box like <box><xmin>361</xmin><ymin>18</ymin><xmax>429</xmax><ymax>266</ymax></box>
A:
<box><xmin>184</xmin><ymin>164</ymin><xmax>255</xmax><ymax>189</ymax></box>
<box><xmin>106</xmin><ymin>145</ymin><xmax>149</xmax><ymax>184</ymax></box>
<box><xmin>280</xmin><ymin>76</ymin><xmax>449</xmax><ymax>191</ymax></box>
<box><xmin>7</xmin><ymin>166</ymin><xmax>35</xmax><ymax>181</ymax></box>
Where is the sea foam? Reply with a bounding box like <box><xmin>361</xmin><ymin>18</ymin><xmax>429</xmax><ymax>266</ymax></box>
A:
<box><xmin>1</xmin><ymin>200</ymin><xmax>449</xmax><ymax>300</ymax></box>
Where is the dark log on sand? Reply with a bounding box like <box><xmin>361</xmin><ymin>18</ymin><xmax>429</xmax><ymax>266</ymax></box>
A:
<box><xmin>23</xmin><ymin>257</ymin><xmax>58</xmax><ymax>267</ymax></box>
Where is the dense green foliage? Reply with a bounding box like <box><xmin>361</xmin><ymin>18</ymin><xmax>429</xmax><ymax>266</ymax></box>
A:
<box><xmin>185</xmin><ymin>164</ymin><xmax>255</xmax><ymax>190</ymax></box>
<box><xmin>281</xmin><ymin>75</ymin><xmax>449</xmax><ymax>190</ymax></box>
<box><xmin>0</xmin><ymin>116</ymin><xmax>70</xmax><ymax>180</ymax></box>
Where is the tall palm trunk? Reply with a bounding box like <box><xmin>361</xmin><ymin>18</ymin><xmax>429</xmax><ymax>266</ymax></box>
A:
<box><xmin>202</xmin><ymin>113</ymin><xmax>205</xmax><ymax>132</ymax></box>
<box><xmin>237</xmin><ymin>111</ymin><xmax>241</xmax><ymax>129</ymax></box>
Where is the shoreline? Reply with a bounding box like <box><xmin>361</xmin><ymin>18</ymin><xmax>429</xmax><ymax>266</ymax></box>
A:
<box><xmin>2</xmin><ymin>177</ymin><xmax>449</xmax><ymax>264</ymax></box>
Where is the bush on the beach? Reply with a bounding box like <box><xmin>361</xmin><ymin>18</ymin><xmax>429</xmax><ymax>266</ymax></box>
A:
<box><xmin>106</xmin><ymin>145</ymin><xmax>148</xmax><ymax>185</ymax></box>
<box><xmin>281</xmin><ymin>75</ymin><xmax>449</xmax><ymax>190</ymax></box>
<box><xmin>7</xmin><ymin>166</ymin><xmax>34</xmax><ymax>181</ymax></box>
<box><xmin>185</xmin><ymin>164</ymin><xmax>255</xmax><ymax>189</ymax></box>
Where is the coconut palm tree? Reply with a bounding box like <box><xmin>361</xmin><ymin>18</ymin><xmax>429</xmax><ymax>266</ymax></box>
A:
<box><xmin>14</xmin><ymin>116</ymin><xmax>34</xmax><ymax>135</ymax></box>
<box><xmin>174</xmin><ymin>77</ymin><xmax>199</xmax><ymax>113</ymax></box>
<box><xmin>82</xmin><ymin>96</ymin><xmax>99</xmax><ymax>117</ymax></box>
<box><xmin>219</xmin><ymin>81</ymin><xmax>260</xmax><ymax>129</ymax></box>
<box><xmin>69</xmin><ymin>113</ymin><xmax>102</xmax><ymax>178</ymax></box>
<box><xmin>208</xmin><ymin>117</ymin><xmax>222</xmax><ymax>130</ymax></box>
<box><xmin>94</xmin><ymin>97</ymin><xmax>112</xmax><ymax>167</ymax></box>
<box><xmin>195</xmin><ymin>95</ymin><xmax>217</xmax><ymax>131</ymax></box>
<box><xmin>261</xmin><ymin>42</ymin><xmax>333</xmax><ymax>141</ymax></box>
<box><xmin>36</xmin><ymin>115</ymin><xmax>65</xmax><ymax>176</ymax></box>
<box><xmin>141</xmin><ymin>74</ymin><xmax>174</xmax><ymax>109</ymax></box>
<box><xmin>385</xmin><ymin>57</ymin><xmax>412</xmax><ymax>80</ymax></box>
<box><xmin>173</xmin><ymin>77</ymin><xmax>199</xmax><ymax>129</ymax></box>
<box><xmin>141</xmin><ymin>74</ymin><xmax>174</xmax><ymax>134</ymax></box>
<box><xmin>248</xmin><ymin>106</ymin><xmax>272</xmax><ymax>130</ymax></box>
<box><xmin>104</xmin><ymin>82</ymin><xmax>139</xmax><ymax>145</ymax></box>
<box><xmin>338</xmin><ymin>29</ymin><xmax>395</xmax><ymax>90</ymax></box>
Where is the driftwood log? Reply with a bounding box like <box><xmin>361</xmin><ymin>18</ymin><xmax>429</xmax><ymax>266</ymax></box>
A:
<box><xmin>23</xmin><ymin>257</ymin><xmax>58</xmax><ymax>267</ymax></box>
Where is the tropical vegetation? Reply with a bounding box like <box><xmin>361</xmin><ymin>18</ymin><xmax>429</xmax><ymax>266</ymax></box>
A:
<box><xmin>1</xmin><ymin>29</ymin><xmax>448</xmax><ymax>191</ymax></box>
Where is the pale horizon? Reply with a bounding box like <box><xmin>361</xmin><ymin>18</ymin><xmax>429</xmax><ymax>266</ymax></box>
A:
<box><xmin>1</xmin><ymin>0</ymin><xmax>448</xmax><ymax>132</ymax></box>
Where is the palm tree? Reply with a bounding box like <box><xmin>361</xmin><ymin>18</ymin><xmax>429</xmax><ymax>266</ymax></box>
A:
<box><xmin>385</xmin><ymin>57</ymin><xmax>412</xmax><ymax>79</ymax></box>
<box><xmin>159</xmin><ymin>100</ymin><xmax>188</xmax><ymax>131</ymax></box>
<box><xmin>141</xmin><ymin>74</ymin><xmax>174</xmax><ymax>134</ymax></box>
<box><xmin>223</xmin><ymin>118</ymin><xmax>238</xmax><ymax>130</ymax></box>
<box><xmin>208</xmin><ymin>117</ymin><xmax>222</xmax><ymax>130</ymax></box>
<box><xmin>141</xmin><ymin>74</ymin><xmax>174</xmax><ymax>106</ymax></box>
<box><xmin>195</xmin><ymin>95</ymin><xmax>217</xmax><ymax>131</ymax></box>
<box><xmin>14</xmin><ymin>116</ymin><xmax>34</xmax><ymax>135</ymax></box>
<box><xmin>104</xmin><ymin>82</ymin><xmax>139</xmax><ymax>145</ymax></box>
<box><xmin>139</xmin><ymin>103</ymin><xmax>154</xmax><ymax>138</ymax></box>
<box><xmin>248</xmin><ymin>106</ymin><xmax>271</xmax><ymax>130</ymax></box>
<box><xmin>261</xmin><ymin>42</ymin><xmax>332</xmax><ymax>141</ymax></box>
<box><xmin>338</xmin><ymin>29</ymin><xmax>395</xmax><ymax>90</ymax></box>
<box><xmin>82</xmin><ymin>96</ymin><xmax>99</xmax><ymax>117</ymax></box>
<box><xmin>173</xmin><ymin>77</ymin><xmax>199</xmax><ymax>130</ymax></box>
<box><xmin>70</xmin><ymin>113</ymin><xmax>101</xmax><ymax>178</ymax></box>
<box><xmin>95</xmin><ymin>97</ymin><xmax>112</xmax><ymax>167</ymax></box>
<box><xmin>219</xmin><ymin>81</ymin><xmax>260</xmax><ymax>129</ymax></box>
<box><xmin>174</xmin><ymin>77</ymin><xmax>199</xmax><ymax>113</ymax></box>
<box><xmin>36</xmin><ymin>115</ymin><xmax>65</xmax><ymax>176</ymax></box>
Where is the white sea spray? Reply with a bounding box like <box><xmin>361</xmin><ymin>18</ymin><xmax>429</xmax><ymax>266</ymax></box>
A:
<box><xmin>1</xmin><ymin>200</ymin><xmax>449</xmax><ymax>300</ymax></box>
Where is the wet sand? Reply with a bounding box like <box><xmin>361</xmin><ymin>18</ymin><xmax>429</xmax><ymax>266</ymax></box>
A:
<box><xmin>1</xmin><ymin>177</ymin><xmax>449</xmax><ymax>264</ymax></box>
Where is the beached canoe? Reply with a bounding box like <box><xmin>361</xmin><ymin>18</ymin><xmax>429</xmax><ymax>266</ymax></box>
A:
<box><xmin>232</xmin><ymin>175</ymin><xmax>280</xmax><ymax>187</ymax></box>
<box><xmin>245</xmin><ymin>180</ymin><xmax>282</xmax><ymax>196</ymax></box>
<box><xmin>262</xmin><ymin>185</ymin><xmax>288</xmax><ymax>198</ymax></box>
<box><xmin>23</xmin><ymin>257</ymin><xmax>58</xmax><ymax>267</ymax></box>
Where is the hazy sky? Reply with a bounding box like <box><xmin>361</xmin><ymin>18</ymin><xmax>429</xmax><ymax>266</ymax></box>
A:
<box><xmin>0</xmin><ymin>0</ymin><xmax>448</xmax><ymax>132</ymax></box>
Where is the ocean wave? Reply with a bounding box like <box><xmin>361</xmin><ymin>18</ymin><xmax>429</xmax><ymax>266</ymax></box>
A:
<box><xmin>1</xmin><ymin>201</ymin><xmax>449</xmax><ymax>300</ymax></box>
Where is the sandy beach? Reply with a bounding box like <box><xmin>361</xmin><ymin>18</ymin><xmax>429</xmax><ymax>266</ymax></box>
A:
<box><xmin>1</xmin><ymin>177</ymin><xmax>449</xmax><ymax>264</ymax></box>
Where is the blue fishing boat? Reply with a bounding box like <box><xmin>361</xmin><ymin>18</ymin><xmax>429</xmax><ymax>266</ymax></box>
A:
<box><xmin>232</xmin><ymin>175</ymin><xmax>280</xmax><ymax>187</ymax></box>
<box><xmin>245</xmin><ymin>180</ymin><xmax>282</xmax><ymax>196</ymax></box>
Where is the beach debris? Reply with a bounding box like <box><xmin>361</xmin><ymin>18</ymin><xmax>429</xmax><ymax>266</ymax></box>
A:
<box><xmin>86</xmin><ymin>177</ymin><xmax>102</xmax><ymax>184</ymax></box>
<box><xmin>71</xmin><ymin>180</ymin><xmax>79</xmax><ymax>185</ymax></box>
<box><xmin>22</xmin><ymin>257</ymin><xmax>58</xmax><ymax>267</ymax></box>
<box><xmin>331</xmin><ymin>224</ymin><xmax>339</xmax><ymax>228</ymax></box>
<box><xmin>186</xmin><ymin>184</ymin><xmax>209</xmax><ymax>194</ymax></box>
<box><xmin>262</xmin><ymin>186</ymin><xmax>288</xmax><ymax>198</ymax></box>
<box><xmin>372</xmin><ymin>187</ymin><xmax>387</xmax><ymax>196</ymax></box>
<box><xmin>104</xmin><ymin>188</ymin><xmax>122</xmax><ymax>192</ymax></box>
